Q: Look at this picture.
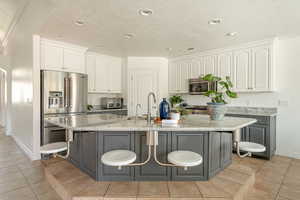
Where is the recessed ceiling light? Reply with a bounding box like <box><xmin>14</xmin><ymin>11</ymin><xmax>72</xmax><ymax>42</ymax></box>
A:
<box><xmin>226</xmin><ymin>32</ymin><xmax>238</xmax><ymax>37</ymax></box>
<box><xmin>187</xmin><ymin>47</ymin><xmax>195</xmax><ymax>51</ymax></box>
<box><xmin>208</xmin><ymin>19</ymin><xmax>222</xmax><ymax>25</ymax></box>
<box><xmin>75</xmin><ymin>20</ymin><xmax>85</xmax><ymax>26</ymax></box>
<box><xmin>138</xmin><ymin>9</ymin><xmax>153</xmax><ymax>16</ymax></box>
<box><xmin>124</xmin><ymin>33</ymin><xmax>134</xmax><ymax>39</ymax></box>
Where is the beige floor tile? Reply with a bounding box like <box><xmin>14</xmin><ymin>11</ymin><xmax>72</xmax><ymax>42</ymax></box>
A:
<box><xmin>227</xmin><ymin>163</ymin><xmax>254</xmax><ymax>176</ymax></box>
<box><xmin>0</xmin><ymin>186</ymin><xmax>37</xmax><ymax>200</ymax></box>
<box><xmin>0</xmin><ymin>165</ymin><xmax>20</xmax><ymax>175</ymax></box>
<box><xmin>291</xmin><ymin>158</ymin><xmax>300</xmax><ymax>167</ymax></box>
<box><xmin>195</xmin><ymin>181</ymin><xmax>231</xmax><ymax>198</ymax></box>
<box><xmin>276</xmin><ymin>196</ymin><xmax>291</xmax><ymax>200</ymax></box>
<box><xmin>0</xmin><ymin>177</ymin><xmax>28</xmax><ymax>194</ymax></box>
<box><xmin>0</xmin><ymin>171</ymin><xmax>25</xmax><ymax>184</ymax></box>
<box><xmin>36</xmin><ymin>190</ymin><xmax>62</xmax><ymax>200</ymax></box>
<box><xmin>62</xmin><ymin>175</ymin><xmax>98</xmax><ymax>197</ymax></box>
<box><xmin>245</xmin><ymin>188</ymin><xmax>273</xmax><ymax>200</ymax></box>
<box><xmin>253</xmin><ymin>178</ymin><xmax>281</xmax><ymax>199</ymax></box>
<box><xmin>217</xmin><ymin>168</ymin><xmax>251</xmax><ymax>184</ymax></box>
<box><xmin>53</xmin><ymin>167</ymin><xmax>88</xmax><ymax>185</ymax></box>
<box><xmin>255</xmin><ymin>168</ymin><xmax>285</xmax><ymax>184</ymax></box>
<box><xmin>76</xmin><ymin>181</ymin><xmax>110</xmax><ymax>198</ymax></box>
<box><xmin>31</xmin><ymin>180</ymin><xmax>55</xmax><ymax>196</ymax></box>
<box><xmin>105</xmin><ymin>182</ymin><xmax>138</xmax><ymax>198</ymax></box>
<box><xmin>210</xmin><ymin>177</ymin><xmax>242</xmax><ymax>198</ymax></box>
<box><xmin>167</xmin><ymin>181</ymin><xmax>201</xmax><ymax>198</ymax></box>
<box><xmin>138</xmin><ymin>181</ymin><xmax>169</xmax><ymax>198</ymax></box>
<box><xmin>279</xmin><ymin>184</ymin><xmax>300</xmax><ymax>200</ymax></box>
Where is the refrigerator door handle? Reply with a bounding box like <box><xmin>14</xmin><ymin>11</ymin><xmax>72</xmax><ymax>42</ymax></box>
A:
<box><xmin>64</xmin><ymin>77</ymin><xmax>69</xmax><ymax>108</ymax></box>
<box><xmin>69</xmin><ymin>78</ymin><xmax>73</xmax><ymax>108</ymax></box>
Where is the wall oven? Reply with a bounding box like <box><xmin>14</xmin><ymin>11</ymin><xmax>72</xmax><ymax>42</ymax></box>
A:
<box><xmin>188</xmin><ymin>79</ymin><xmax>217</xmax><ymax>95</ymax></box>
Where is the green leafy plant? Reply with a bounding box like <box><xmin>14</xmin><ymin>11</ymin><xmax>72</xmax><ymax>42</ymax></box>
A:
<box><xmin>202</xmin><ymin>74</ymin><xmax>237</xmax><ymax>104</ymax></box>
<box><xmin>169</xmin><ymin>95</ymin><xmax>184</xmax><ymax>108</ymax></box>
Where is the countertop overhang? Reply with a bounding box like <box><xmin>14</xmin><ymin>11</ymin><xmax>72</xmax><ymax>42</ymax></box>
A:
<box><xmin>45</xmin><ymin>114</ymin><xmax>257</xmax><ymax>132</ymax></box>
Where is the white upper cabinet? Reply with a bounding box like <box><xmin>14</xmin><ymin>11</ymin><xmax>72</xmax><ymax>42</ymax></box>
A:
<box><xmin>251</xmin><ymin>45</ymin><xmax>272</xmax><ymax>91</ymax></box>
<box><xmin>63</xmin><ymin>48</ymin><xmax>85</xmax><ymax>73</ymax></box>
<box><xmin>85</xmin><ymin>53</ymin><xmax>122</xmax><ymax>93</ymax></box>
<box><xmin>190</xmin><ymin>58</ymin><xmax>204</xmax><ymax>79</ymax></box>
<box><xmin>85</xmin><ymin>54</ymin><xmax>96</xmax><ymax>92</ymax></box>
<box><xmin>203</xmin><ymin>55</ymin><xmax>217</xmax><ymax>75</ymax></box>
<box><xmin>41</xmin><ymin>39</ymin><xmax>87</xmax><ymax>74</ymax></box>
<box><xmin>168</xmin><ymin>60</ymin><xmax>189</xmax><ymax>94</ymax></box>
<box><xmin>233</xmin><ymin>48</ymin><xmax>251</xmax><ymax>92</ymax></box>
<box><xmin>168</xmin><ymin>39</ymin><xmax>276</xmax><ymax>93</ymax></box>
<box><xmin>41</xmin><ymin>43</ymin><xmax>63</xmax><ymax>71</ymax></box>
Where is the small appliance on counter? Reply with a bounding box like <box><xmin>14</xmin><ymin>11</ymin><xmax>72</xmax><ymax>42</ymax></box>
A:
<box><xmin>101</xmin><ymin>97</ymin><xmax>123</xmax><ymax>109</ymax></box>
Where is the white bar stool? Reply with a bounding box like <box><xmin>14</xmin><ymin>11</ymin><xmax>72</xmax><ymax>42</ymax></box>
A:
<box><xmin>167</xmin><ymin>150</ymin><xmax>203</xmax><ymax>170</ymax></box>
<box><xmin>101</xmin><ymin>150</ymin><xmax>137</xmax><ymax>170</ymax></box>
<box><xmin>234</xmin><ymin>129</ymin><xmax>266</xmax><ymax>158</ymax></box>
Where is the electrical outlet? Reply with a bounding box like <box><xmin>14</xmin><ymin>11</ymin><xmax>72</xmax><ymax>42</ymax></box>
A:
<box><xmin>278</xmin><ymin>100</ymin><xmax>289</xmax><ymax>107</ymax></box>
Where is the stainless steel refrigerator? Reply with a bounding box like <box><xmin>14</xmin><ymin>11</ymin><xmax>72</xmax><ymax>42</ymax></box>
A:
<box><xmin>41</xmin><ymin>70</ymin><xmax>88</xmax><ymax>145</ymax></box>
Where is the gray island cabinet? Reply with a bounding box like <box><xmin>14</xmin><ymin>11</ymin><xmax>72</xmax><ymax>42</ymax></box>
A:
<box><xmin>69</xmin><ymin>131</ymin><xmax>233</xmax><ymax>181</ymax></box>
<box><xmin>45</xmin><ymin>114</ymin><xmax>257</xmax><ymax>181</ymax></box>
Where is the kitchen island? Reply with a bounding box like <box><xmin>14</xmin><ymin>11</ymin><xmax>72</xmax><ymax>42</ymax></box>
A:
<box><xmin>45</xmin><ymin>114</ymin><xmax>256</xmax><ymax>181</ymax></box>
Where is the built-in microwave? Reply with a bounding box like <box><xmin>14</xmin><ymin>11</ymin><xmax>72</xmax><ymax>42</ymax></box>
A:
<box><xmin>188</xmin><ymin>79</ymin><xmax>217</xmax><ymax>95</ymax></box>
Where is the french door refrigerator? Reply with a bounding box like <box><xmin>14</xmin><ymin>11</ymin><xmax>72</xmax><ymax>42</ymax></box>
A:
<box><xmin>41</xmin><ymin>70</ymin><xmax>88</xmax><ymax>145</ymax></box>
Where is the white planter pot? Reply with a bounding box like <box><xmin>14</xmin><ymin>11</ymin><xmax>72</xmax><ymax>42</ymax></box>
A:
<box><xmin>170</xmin><ymin>112</ymin><xmax>180</xmax><ymax>120</ymax></box>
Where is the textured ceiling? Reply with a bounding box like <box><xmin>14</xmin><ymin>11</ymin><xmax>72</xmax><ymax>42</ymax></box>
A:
<box><xmin>0</xmin><ymin>0</ymin><xmax>28</xmax><ymax>46</ymax></box>
<box><xmin>7</xmin><ymin>0</ymin><xmax>300</xmax><ymax>57</ymax></box>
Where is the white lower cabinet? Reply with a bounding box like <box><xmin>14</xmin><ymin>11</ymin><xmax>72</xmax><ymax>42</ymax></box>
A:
<box><xmin>86</xmin><ymin>53</ymin><xmax>122</xmax><ymax>93</ymax></box>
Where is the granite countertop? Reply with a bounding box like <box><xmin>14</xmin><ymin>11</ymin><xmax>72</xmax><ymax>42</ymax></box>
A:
<box><xmin>186</xmin><ymin>106</ymin><xmax>277</xmax><ymax>117</ymax></box>
<box><xmin>45</xmin><ymin>114</ymin><xmax>257</xmax><ymax>132</ymax></box>
<box><xmin>87</xmin><ymin>108</ymin><xmax>128</xmax><ymax>113</ymax></box>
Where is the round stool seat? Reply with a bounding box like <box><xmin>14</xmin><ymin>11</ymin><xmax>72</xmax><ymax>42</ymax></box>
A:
<box><xmin>168</xmin><ymin>151</ymin><xmax>203</xmax><ymax>167</ymax></box>
<box><xmin>40</xmin><ymin>142</ymin><xmax>67</xmax><ymax>154</ymax></box>
<box><xmin>239</xmin><ymin>142</ymin><xmax>266</xmax><ymax>153</ymax></box>
<box><xmin>101</xmin><ymin>150</ymin><xmax>136</xmax><ymax>166</ymax></box>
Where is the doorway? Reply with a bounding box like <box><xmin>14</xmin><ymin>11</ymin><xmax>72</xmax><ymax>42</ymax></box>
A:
<box><xmin>0</xmin><ymin>68</ymin><xmax>7</xmax><ymax>132</ymax></box>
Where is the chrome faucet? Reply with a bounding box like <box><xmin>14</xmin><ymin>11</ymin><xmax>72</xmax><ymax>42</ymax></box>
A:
<box><xmin>147</xmin><ymin>92</ymin><xmax>157</xmax><ymax>124</ymax></box>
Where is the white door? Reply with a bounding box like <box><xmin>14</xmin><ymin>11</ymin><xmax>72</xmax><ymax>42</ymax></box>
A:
<box><xmin>95</xmin><ymin>55</ymin><xmax>109</xmax><ymax>93</ymax></box>
<box><xmin>203</xmin><ymin>55</ymin><xmax>216</xmax><ymax>75</ymax></box>
<box><xmin>217</xmin><ymin>52</ymin><xmax>234</xmax><ymax>87</ymax></box>
<box><xmin>63</xmin><ymin>48</ymin><xmax>85</xmax><ymax>73</ymax></box>
<box><xmin>251</xmin><ymin>46</ymin><xmax>270</xmax><ymax>91</ymax></box>
<box><xmin>109</xmin><ymin>57</ymin><xmax>122</xmax><ymax>93</ymax></box>
<box><xmin>86</xmin><ymin>54</ymin><xmax>96</xmax><ymax>92</ymax></box>
<box><xmin>128</xmin><ymin>70</ymin><xmax>158</xmax><ymax>116</ymax></box>
<box><xmin>234</xmin><ymin>49</ymin><xmax>251</xmax><ymax>92</ymax></box>
<box><xmin>41</xmin><ymin>43</ymin><xmax>63</xmax><ymax>71</ymax></box>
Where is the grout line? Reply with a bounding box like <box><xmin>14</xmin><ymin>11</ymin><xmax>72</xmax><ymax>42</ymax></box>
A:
<box><xmin>274</xmin><ymin>160</ymin><xmax>293</xmax><ymax>200</ymax></box>
<box><xmin>17</xmin><ymin>165</ymin><xmax>40</xmax><ymax>200</ymax></box>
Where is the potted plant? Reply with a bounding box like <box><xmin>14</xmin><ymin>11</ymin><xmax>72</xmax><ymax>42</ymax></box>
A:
<box><xmin>169</xmin><ymin>95</ymin><xmax>184</xmax><ymax>120</ymax></box>
<box><xmin>202</xmin><ymin>74</ymin><xmax>237</xmax><ymax>120</ymax></box>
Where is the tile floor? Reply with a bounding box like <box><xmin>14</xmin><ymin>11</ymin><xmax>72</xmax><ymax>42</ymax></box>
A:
<box><xmin>0</xmin><ymin>126</ymin><xmax>300</xmax><ymax>200</ymax></box>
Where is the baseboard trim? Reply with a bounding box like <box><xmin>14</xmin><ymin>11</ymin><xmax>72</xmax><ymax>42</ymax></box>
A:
<box><xmin>11</xmin><ymin>134</ymin><xmax>36</xmax><ymax>160</ymax></box>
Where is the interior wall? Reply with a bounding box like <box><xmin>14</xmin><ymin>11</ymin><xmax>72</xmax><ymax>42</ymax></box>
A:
<box><xmin>4</xmin><ymin>0</ymin><xmax>58</xmax><ymax>159</ymax></box>
<box><xmin>182</xmin><ymin>36</ymin><xmax>300</xmax><ymax>159</ymax></box>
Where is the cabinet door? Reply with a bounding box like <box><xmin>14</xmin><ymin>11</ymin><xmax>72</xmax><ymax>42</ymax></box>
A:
<box><xmin>203</xmin><ymin>55</ymin><xmax>216</xmax><ymax>75</ymax></box>
<box><xmin>86</xmin><ymin>54</ymin><xmax>96</xmax><ymax>92</ymax></box>
<box><xmin>251</xmin><ymin>46</ymin><xmax>271</xmax><ymax>91</ymax></box>
<box><xmin>135</xmin><ymin>132</ymin><xmax>171</xmax><ymax>180</ymax></box>
<box><xmin>98</xmin><ymin>132</ymin><xmax>135</xmax><ymax>181</ymax></box>
<box><xmin>189</xmin><ymin>58</ymin><xmax>204</xmax><ymax>79</ymax></box>
<box><xmin>63</xmin><ymin>48</ymin><xmax>85</xmax><ymax>73</ymax></box>
<box><xmin>220</xmin><ymin>132</ymin><xmax>232</xmax><ymax>168</ymax></box>
<box><xmin>95</xmin><ymin>55</ymin><xmax>109</xmax><ymax>92</ymax></box>
<box><xmin>179</xmin><ymin>61</ymin><xmax>190</xmax><ymax>93</ymax></box>
<box><xmin>80</xmin><ymin>132</ymin><xmax>97</xmax><ymax>179</ymax></box>
<box><xmin>171</xmin><ymin>132</ymin><xmax>208</xmax><ymax>181</ymax></box>
<box><xmin>234</xmin><ymin>49</ymin><xmax>251</xmax><ymax>92</ymax></box>
<box><xmin>168</xmin><ymin>61</ymin><xmax>177</xmax><ymax>93</ymax></box>
<box><xmin>69</xmin><ymin>133</ymin><xmax>81</xmax><ymax>166</ymax></box>
<box><xmin>41</xmin><ymin>43</ymin><xmax>63</xmax><ymax>71</ymax></box>
<box><xmin>108</xmin><ymin>57</ymin><xmax>122</xmax><ymax>93</ymax></box>
<box><xmin>217</xmin><ymin>52</ymin><xmax>234</xmax><ymax>83</ymax></box>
